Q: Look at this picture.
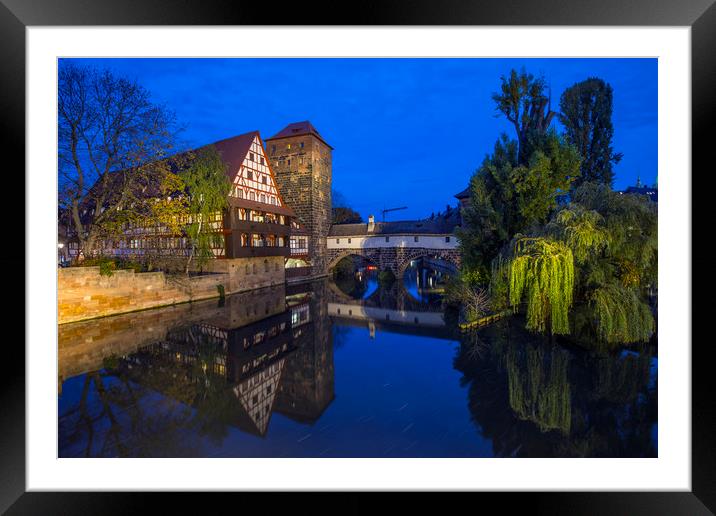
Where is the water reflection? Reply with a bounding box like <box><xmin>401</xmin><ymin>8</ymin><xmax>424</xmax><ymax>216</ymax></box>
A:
<box><xmin>58</xmin><ymin>266</ymin><xmax>656</xmax><ymax>457</ymax></box>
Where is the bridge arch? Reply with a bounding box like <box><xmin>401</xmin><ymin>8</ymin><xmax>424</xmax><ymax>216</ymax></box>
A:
<box><xmin>327</xmin><ymin>249</ymin><xmax>382</xmax><ymax>273</ymax></box>
<box><xmin>395</xmin><ymin>249</ymin><xmax>461</xmax><ymax>279</ymax></box>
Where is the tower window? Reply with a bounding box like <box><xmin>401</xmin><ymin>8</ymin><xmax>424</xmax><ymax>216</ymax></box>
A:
<box><xmin>287</xmin><ymin>159</ymin><xmax>291</xmax><ymax>166</ymax></box>
<box><xmin>287</xmin><ymin>144</ymin><xmax>291</xmax><ymax>150</ymax></box>
<box><xmin>300</xmin><ymin>142</ymin><xmax>304</xmax><ymax>148</ymax></box>
<box><xmin>385</xmin><ymin>237</ymin><xmax>390</xmax><ymax>242</ymax></box>
<box><xmin>336</xmin><ymin>239</ymin><xmax>340</xmax><ymax>244</ymax></box>
<box><xmin>271</xmin><ymin>145</ymin><xmax>276</xmax><ymax>153</ymax></box>
<box><xmin>445</xmin><ymin>236</ymin><xmax>450</xmax><ymax>243</ymax></box>
<box><xmin>414</xmin><ymin>236</ymin><xmax>419</xmax><ymax>242</ymax></box>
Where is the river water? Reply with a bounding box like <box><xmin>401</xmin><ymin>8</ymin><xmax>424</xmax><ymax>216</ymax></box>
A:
<box><xmin>58</xmin><ymin>265</ymin><xmax>657</xmax><ymax>458</ymax></box>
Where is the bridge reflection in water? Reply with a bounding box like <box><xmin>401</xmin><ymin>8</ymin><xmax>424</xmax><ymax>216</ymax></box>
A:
<box><xmin>58</xmin><ymin>261</ymin><xmax>657</xmax><ymax>458</ymax></box>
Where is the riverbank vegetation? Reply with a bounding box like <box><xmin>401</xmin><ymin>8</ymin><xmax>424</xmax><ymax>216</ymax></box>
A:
<box><xmin>451</xmin><ymin>69</ymin><xmax>657</xmax><ymax>350</ymax></box>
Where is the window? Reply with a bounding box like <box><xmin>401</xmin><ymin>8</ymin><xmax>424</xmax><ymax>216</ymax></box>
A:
<box><xmin>249</xmin><ymin>191</ymin><xmax>256</xmax><ymax>201</ymax></box>
<box><xmin>287</xmin><ymin>159</ymin><xmax>291</xmax><ymax>166</ymax></box>
<box><xmin>271</xmin><ymin>145</ymin><xmax>276</xmax><ymax>153</ymax></box>
<box><xmin>260</xmin><ymin>194</ymin><xmax>266</xmax><ymax>203</ymax></box>
<box><xmin>445</xmin><ymin>236</ymin><xmax>451</xmax><ymax>243</ymax></box>
<box><xmin>348</xmin><ymin>238</ymin><xmax>351</xmax><ymax>243</ymax></box>
<box><xmin>249</xmin><ymin>152</ymin><xmax>254</xmax><ymax>161</ymax></box>
<box><xmin>414</xmin><ymin>236</ymin><xmax>419</xmax><ymax>242</ymax></box>
<box><xmin>385</xmin><ymin>236</ymin><xmax>390</xmax><ymax>242</ymax></box>
<box><xmin>264</xmin><ymin>259</ymin><xmax>269</xmax><ymax>272</ymax></box>
<box><xmin>336</xmin><ymin>239</ymin><xmax>340</xmax><ymax>244</ymax></box>
<box><xmin>247</xmin><ymin>170</ymin><xmax>253</xmax><ymax>180</ymax></box>
<box><xmin>287</xmin><ymin>143</ymin><xmax>291</xmax><ymax>150</ymax></box>
<box><xmin>300</xmin><ymin>142</ymin><xmax>304</xmax><ymax>148</ymax></box>
<box><xmin>260</xmin><ymin>156</ymin><xmax>265</xmax><ymax>165</ymax></box>
<box><xmin>262</xmin><ymin>176</ymin><xmax>267</xmax><ymax>184</ymax></box>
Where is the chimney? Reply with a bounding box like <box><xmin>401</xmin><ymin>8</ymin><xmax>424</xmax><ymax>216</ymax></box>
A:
<box><xmin>367</xmin><ymin>215</ymin><xmax>375</xmax><ymax>233</ymax></box>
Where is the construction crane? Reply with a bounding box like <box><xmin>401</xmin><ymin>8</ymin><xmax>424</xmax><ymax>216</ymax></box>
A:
<box><xmin>381</xmin><ymin>206</ymin><xmax>407</xmax><ymax>222</ymax></box>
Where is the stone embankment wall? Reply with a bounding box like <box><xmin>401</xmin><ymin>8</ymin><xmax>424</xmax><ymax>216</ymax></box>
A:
<box><xmin>58</xmin><ymin>257</ymin><xmax>286</xmax><ymax>324</ymax></box>
<box><xmin>58</xmin><ymin>284</ymin><xmax>286</xmax><ymax>383</ymax></box>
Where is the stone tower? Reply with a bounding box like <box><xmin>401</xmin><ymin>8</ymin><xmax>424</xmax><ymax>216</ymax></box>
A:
<box><xmin>266</xmin><ymin>121</ymin><xmax>332</xmax><ymax>277</ymax></box>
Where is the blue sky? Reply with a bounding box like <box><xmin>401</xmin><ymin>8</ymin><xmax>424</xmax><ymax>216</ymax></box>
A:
<box><xmin>62</xmin><ymin>58</ymin><xmax>657</xmax><ymax>221</ymax></box>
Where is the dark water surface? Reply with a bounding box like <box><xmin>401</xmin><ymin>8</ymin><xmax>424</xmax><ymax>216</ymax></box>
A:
<box><xmin>58</xmin><ymin>266</ymin><xmax>657</xmax><ymax>458</ymax></box>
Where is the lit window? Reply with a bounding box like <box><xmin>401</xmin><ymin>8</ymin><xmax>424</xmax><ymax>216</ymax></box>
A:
<box><xmin>287</xmin><ymin>144</ymin><xmax>291</xmax><ymax>150</ymax></box>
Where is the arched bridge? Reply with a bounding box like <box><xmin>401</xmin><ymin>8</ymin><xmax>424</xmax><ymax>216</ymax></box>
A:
<box><xmin>327</xmin><ymin>218</ymin><xmax>461</xmax><ymax>276</ymax></box>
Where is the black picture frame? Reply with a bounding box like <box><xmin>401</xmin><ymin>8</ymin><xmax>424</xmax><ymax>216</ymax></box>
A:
<box><xmin>3</xmin><ymin>0</ymin><xmax>710</xmax><ymax>513</ymax></box>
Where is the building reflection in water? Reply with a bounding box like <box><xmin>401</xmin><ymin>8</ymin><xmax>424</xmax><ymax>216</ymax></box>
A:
<box><xmin>58</xmin><ymin>280</ymin><xmax>334</xmax><ymax>456</ymax></box>
<box><xmin>58</xmin><ymin>265</ymin><xmax>657</xmax><ymax>458</ymax></box>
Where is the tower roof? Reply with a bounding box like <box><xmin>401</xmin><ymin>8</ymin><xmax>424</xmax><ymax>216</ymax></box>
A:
<box><xmin>266</xmin><ymin>121</ymin><xmax>333</xmax><ymax>149</ymax></box>
<box><xmin>454</xmin><ymin>186</ymin><xmax>471</xmax><ymax>199</ymax></box>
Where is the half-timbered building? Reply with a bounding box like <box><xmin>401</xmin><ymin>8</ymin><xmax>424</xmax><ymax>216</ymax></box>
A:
<box><xmin>65</xmin><ymin>131</ymin><xmax>309</xmax><ymax>278</ymax></box>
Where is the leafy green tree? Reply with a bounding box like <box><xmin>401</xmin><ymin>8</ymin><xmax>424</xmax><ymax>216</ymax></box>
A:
<box><xmin>544</xmin><ymin>183</ymin><xmax>657</xmax><ymax>346</ymax></box>
<box><xmin>179</xmin><ymin>146</ymin><xmax>231</xmax><ymax>273</ymax></box>
<box><xmin>495</xmin><ymin>236</ymin><xmax>575</xmax><ymax>335</ymax></box>
<box><xmin>492</xmin><ymin>68</ymin><xmax>557</xmax><ymax>165</ymax></box>
<box><xmin>332</xmin><ymin>207</ymin><xmax>363</xmax><ymax>224</ymax></box>
<box><xmin>58</xmin><ymin>63</ymin><xmax>179</xmax><ymax>258</ymax></box>
<box><xmin>559</xmin><ymin>78</ymin><xmax>623</xmax><ymax>188</ymax></box>
<box><xmin>457</xmin><ymin>131</ymin><xmax>580</xmax><ymax>276</ymax></box>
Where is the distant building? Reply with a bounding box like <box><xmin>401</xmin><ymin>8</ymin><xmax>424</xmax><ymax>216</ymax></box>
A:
<box><xmin>454</xmin><ymin>186</ymin><xmax>471</xmax><ymax>209</ymax></box>
<box><xmin>619</xmin><ymin>176</ymin><xmax>658</xmax><ymax>202</ymax></box>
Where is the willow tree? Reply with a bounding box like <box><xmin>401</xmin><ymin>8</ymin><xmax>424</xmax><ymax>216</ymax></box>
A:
<box><xmin>589</xmin><ymin>284</ymin><xmax>654</xmax><ymax>344</ymax></box>
<box><xmin>497</xmin><ymin>237</ymin><xmax>575</xmax><ymax>335</ymax></box>
<box><xmin>179</xmin><ymin>146</ymin><xmax>231</xmax><ymax>273</ymax></box>
<box><xmin>506</xmin><ymin>344</ymin><xmax>572</xmax><ymax>435</ymax></box>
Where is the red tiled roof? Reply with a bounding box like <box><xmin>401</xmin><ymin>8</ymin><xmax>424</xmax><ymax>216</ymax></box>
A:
<box><xmin>209</xmin><ymin>131</ymin><xmax>260</xmax><ymax>182</ymax></box>
<box><xmin>265</xmin><ymin>121</ymin><xmax>333</xmax><ymax>149</ymax></box>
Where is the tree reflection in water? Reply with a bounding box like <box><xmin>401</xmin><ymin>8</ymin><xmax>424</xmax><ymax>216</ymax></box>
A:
<box><xmin>454</xmin><ymin>316</ymin><xmax>657</xmax><ymax>457</ymax></box>
<box><xmin>58</xmin><ymin>272</ymin><xmax>656</xmax><ymax>458</ymax></box>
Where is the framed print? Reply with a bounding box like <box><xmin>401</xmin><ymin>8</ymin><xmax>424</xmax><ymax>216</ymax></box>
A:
<box><xmin>4</xmin><ymin>0</ymin><xmax>712</xmax><ymax>513</ymax></box>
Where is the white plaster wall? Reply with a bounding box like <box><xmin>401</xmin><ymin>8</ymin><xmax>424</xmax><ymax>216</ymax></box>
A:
<box><xmin>326</xmin><ymin>234</ymin><xmax>458</xmax><ymax>250</ymax></box>
<box><xmin>327</xmin><ymin>302</ymin><xmax>445</xmax><ymax>327</ymax></box>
